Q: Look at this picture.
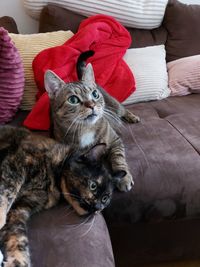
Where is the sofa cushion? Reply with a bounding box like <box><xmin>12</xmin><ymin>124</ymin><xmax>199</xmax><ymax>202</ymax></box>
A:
<box><xmin>104</xmin><ymin>94</ymin><xmax>200</xmax><ymax>224</ymax></box>
<box><xmin>0</xmin><ymin>27</ymin><xmax>24</xmax><ymax>124</ymax></box>
<box><xmin>163</xmin><ymin>0</ymin><xmax>200</xmax><ymax>62</ymax></box>
<box><xmin>9</xmin><ymin>30</ymin><xmax>74</xmax><ymax>110</ymax></box>
<box><xmin>0</xmin><ymin>16</ymin><xmax>18</xmax><ymax>33</ymax></box>
<box><xmin>39</xmin><ymin>4</ymin><xmax>168</xmax><ymax>49</ymax></box>
<box><xmin>28</xmin><ymin>203</ymin><xmax>115</xmax><ymax>267</ymax></box>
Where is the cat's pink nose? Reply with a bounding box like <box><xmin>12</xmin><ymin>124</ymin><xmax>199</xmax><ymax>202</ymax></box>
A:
<box><xmin>84</xmin><ymin>101</ymin><xmax>95</xmax><ymax>109</ymax></box>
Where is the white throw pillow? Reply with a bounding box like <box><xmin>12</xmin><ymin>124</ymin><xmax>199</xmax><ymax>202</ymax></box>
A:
<box><xmin>23</xmin><ymin>0</ymin><xmax>168</xmax><ymax>29</ymax></box>
<box><xmin>123</xmin><ymin>45</ymin><xmax>170</xmax><ymax>105</ymax></box>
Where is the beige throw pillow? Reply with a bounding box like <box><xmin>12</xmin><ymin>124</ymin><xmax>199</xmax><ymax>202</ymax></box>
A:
<box><xmin>9</xmin><ymin>30</ymin><xmax>74</xmax><ymax>110</ymax></box>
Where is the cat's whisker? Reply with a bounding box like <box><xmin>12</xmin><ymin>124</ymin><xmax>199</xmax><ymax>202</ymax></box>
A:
<box><xmin>127</xmin><ymin>124</ymin><xmax>150</xmax><ymax>169</ymax></box>
<box><xmin>72</xmin><ymin>122</ymin><xmax>79</xmax><ymax>144</ymax></box>
<box><xmin>104</xmin><ymin>108</ymin><xmax>122</xmax><ymax>123</ymax></box>
<box><xmin>104</xmin><ymin>109</ymin><xmax>123</xmax><ymax>127</ymax></box>
<box><xmin>64</xmin><ymin>117</ymin><xmax>80</xmax><ymax>139</ymax></box>
<box><xmin>105</xmin><ymin>106</ymin><xmax>121</xmax><ymax>113</ymax></box>
<box><xmin>80</xmin><ymin>214</ymin><xmax>96</xmax><ymax>238</ymax></box>
<box><xmin>65</xmin><ymin>205</ymin><xmax>72</xmax><ymax>212</ymax></box>
<box><xmin>104</xmin><ymin>113</ymin><xmax>120</xmax><ymax>126</ymax></box>
<box><xmin>60</xmin><ymin>214</ymin><xmax>92</xmax><ymax>229</ymax></box>
<box><xmin>79</xmin><ymin>121</ymin><xmax>84</xmax><ymax>138</ymax></box>
<box><xmin>59</xmin><ymin>207</ymin><xmax>75</xmax><ymax>221</ymax></box>
<box><xmin>61</xmin><ymin>192</ymin><xmax>82</xmax><ymax>200</ymax></box>
<box><xmin>69</xmin><ymin>214</ymin><xmax>93</xmax><ymax>229</ymax></box>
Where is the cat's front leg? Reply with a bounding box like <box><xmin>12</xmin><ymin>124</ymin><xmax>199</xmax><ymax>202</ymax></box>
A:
<box><xmin>109</xmin><ymin>138</ymin><xmax>134</xmax><ymax>192</ymax></box>
<box><xmin>0</xmin><ymin>195</ymin><xmax>8</xmax><ymax>230</ymax></box>
<box><xmin>121</xmin><ymin>109</ymin><xmax>140</xmax><ymax>124</ymax></box>
<box><xmin>2</xmin><ymin>190</ymin><xmax>49</xmax><ymax>267</ymax></box>
<box><xmin>0</xmin><ymin>179</ymin><xmax>24</xmax><ymax>230</ymax></box>
<box><xmin>2</xmin><ymin>208</ymin><xmax>31</xmax><ymax>267</ymax></box>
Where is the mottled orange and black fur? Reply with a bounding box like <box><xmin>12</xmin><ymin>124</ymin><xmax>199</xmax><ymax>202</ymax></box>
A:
<box><xmin>0</xmin><ymin>126</ymin><xmax>117</xmax><ymax>267</ymax></box>
<box><xmin>45</xmin><ymin>52</ymin><xmax>140</xmax><ymax>192</ymax></box>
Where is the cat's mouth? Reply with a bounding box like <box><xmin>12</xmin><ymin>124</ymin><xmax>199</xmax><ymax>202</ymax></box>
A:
<box><xmin>85</xmin><ymin>113</ymin><xmax>98</xmax><ymax>123</ymax></box>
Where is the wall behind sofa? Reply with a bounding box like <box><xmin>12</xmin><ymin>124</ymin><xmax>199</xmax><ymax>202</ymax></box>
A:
<box><xmin>0</xmin><ymin>0</ymin><xmax>199</xmax><ymax>34</ymax></box>
<box><xmin>0</xmin><ymin>0</ymin><xmax>38</xmax><ymax>33</ymax></box>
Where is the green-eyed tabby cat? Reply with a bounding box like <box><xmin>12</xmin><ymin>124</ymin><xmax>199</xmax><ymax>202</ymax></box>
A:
<box><xmin>45</xmin><ymin>55</ymin><xmax>140</xmax><ymax>192</ymax></box>
<box><xmin>0</xmin><ymin>126</ymin><xmax>118</xmax><ymax>267</ymax></box>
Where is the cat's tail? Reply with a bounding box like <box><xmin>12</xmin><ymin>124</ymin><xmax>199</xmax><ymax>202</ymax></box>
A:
<box><xmin>76</xmin><ymin>50</ymin><xmax>95</xmax><ymax>80</ymax></box>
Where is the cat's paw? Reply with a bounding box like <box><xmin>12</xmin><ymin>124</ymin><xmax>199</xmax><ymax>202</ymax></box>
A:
<box><xmin>122</xmin><ymin>110</ymin><xmax>140</xmax><ymax>124</ymax></box>
<box><xmin>117</xmin><ymin>172</ymin><xmax>134</xmax><ymax>192</ymax></box>
<box><xmin>3</xmin><ymin>256</ymin><xmax>30</xmax><ymax>267</ymax></box>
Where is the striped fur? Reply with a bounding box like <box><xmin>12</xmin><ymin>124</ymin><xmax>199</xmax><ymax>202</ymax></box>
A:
<box><xmin>45</xmin><ymin>60</ymin><xmax>140</xmax><ymax>192</ymax></box>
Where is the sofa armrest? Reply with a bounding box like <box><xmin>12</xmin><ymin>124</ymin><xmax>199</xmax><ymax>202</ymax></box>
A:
<box><xmin>0</xmin><ymin>16</ymin><xmax>19</xmax><ymax>33</ymax></box>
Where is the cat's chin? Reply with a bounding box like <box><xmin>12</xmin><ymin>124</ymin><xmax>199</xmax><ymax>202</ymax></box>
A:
<box><xmin>68</xmin><ymin>198</ymin><xmax>89</xmax><ymax>216</ymax></box>
<box><xmin>84</xmin><ymin>114</ymin><xmax>99</xmax><ymax>125</ymax></box>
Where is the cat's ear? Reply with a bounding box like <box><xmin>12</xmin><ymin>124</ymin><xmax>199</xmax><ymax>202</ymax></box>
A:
<box><xmin>82</xmin><ymin>143</ymin><xmax>107</xmax><ymax>162</ymax></box>
<box><xmin>44</xmin><ymin>70</ymin><xmax>65</xmax><ymax>99</ymax></box>
<box><xmin>81</xmin><ymin>63</ymin><xmax>95</xmax><ymax>86</ymax></box>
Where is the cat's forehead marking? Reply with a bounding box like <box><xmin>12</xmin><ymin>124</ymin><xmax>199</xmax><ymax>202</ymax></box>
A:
<box><xmin>64</xmin><ymin>82</ymin><xmax>95</xmax><ymax>94</ymax></box>
<box><xmin>97</xmin><ymin>176</ymin><xmax>103</xmax><ymax>184</ymax></box>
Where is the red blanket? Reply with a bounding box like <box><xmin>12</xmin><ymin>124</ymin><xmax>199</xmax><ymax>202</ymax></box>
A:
<box><xmin>24</xmin><ymin>14</ymin><xmax>135</xmax><ymax>130</ymax></box>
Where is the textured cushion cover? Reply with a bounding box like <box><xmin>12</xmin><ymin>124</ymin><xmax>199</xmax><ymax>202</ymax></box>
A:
<box><xmin>167</xmin><ymin>55</ymin><xmax>200</xmax><ymax>96</ymax></box>
<box><xmin>163</xmin><ymin>0</ymin><xmax>200</xmax><ymax>62</ymax></box>
<box><xmin>123</xmin><ymin>45</ymin><xmax>170</xmax><ymax>105</ymax></box>
<box><xmin>9</xmin><ymin>30</ymin><xmax>73</xmax><ymax>110</ymax></box>
<box><xmin>0</xmin><ymin>27</ymin><xmax>24</xmax><ymax>124</ymax></box>
<box><xmin>24</xmin><ymin>0</ymin><xmax>168</xmax><ymax>29</ymax></box>
<box><xmin>0</xmin><ymin>16</ymin><xmax>18</xmax><ymax>33</ymax></box>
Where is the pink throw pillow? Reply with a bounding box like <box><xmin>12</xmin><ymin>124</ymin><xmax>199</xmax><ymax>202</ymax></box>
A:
<box><xmin>167</xmin><ymin>55</ymin><xmax>200</xmax><ymax>96</ymax></box>
<box><xmin>0</xmin><ymin>27</ymin><xmax>24</xmax><ymax>124</ymax></box>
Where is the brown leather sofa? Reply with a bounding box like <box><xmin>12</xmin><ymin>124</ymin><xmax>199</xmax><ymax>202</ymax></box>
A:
<box><xmin>2</xmin><ymin>0</ymin><xmax>200</xmax><ymax>266</ymax></box>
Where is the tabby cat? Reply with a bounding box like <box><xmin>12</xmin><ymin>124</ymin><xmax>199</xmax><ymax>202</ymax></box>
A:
<box><xmin>45</xmin><ymin>54</ymin><xmax>140</xmax><ymax>192</ymax></box>
<box><xmin>0</xmin><ymin>125</ymin><xmax>118</xmax><ymax>267</ymax></box>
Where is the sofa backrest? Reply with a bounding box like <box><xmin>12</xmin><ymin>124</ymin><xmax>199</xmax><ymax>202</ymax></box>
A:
<box><xmin>38</xmin><ymin>0</ymin><xmax>200</xmax><ymax>62</ymax></box>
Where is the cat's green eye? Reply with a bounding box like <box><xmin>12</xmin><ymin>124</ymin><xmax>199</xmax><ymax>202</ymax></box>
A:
<box><xmin>68</xmin><ymin>95</ymin><xmax>80</xmax><ymax>105</ymax></box>
<box><xmin>92</xmin><ymin>90</ymin><xmax>100</xmax><ymax>99</ymax></box>
<box><xmin>89</xmin><ymin>181</ymin><xmax>97</xmax><ymax>191</ymax></box>
<box><xmin>101</xmin><ymin>195</ymin><xmax>109</xmax><ymax>204</ymax></box>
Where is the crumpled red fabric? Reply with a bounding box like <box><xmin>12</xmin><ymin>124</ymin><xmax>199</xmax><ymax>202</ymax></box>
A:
<box><xmin>23</xmin><ymin>14</ymin><xmax>135</xmax><ymax>130</ymax></box>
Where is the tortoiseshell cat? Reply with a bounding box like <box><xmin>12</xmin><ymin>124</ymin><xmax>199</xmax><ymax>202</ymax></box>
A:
<box><xmin>45</xmin><ymin>53</ymin><xmax>140</xmax><ymax>192</ymax></box>
<box><xmin>0</xmin><ymin>126</ymin><xmax>118</xmax><ymax>267</ymax></box>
